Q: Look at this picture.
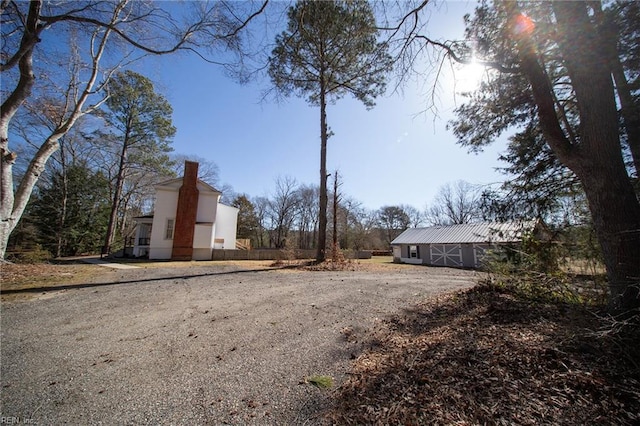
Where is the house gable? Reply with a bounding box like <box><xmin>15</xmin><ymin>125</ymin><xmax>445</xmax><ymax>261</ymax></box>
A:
<box><xmin>140</xmin><ymin>161</ymin><xmax>236</xmax><ymax>260</ymax></box>
<box><xmin>154</xmin><ymin>178</ymin><xmax>221</xmax><ymax>194</ymax></box>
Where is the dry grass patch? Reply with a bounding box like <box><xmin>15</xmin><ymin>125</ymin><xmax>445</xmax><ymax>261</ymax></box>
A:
<box><xmin>278</xmin><ymin>256</ymin><xmax>417</xmax><ymax>272</ymax></box>
<box><xmin>328</xmin><ymin>284</ymin><xmax>640</xmax><ymax>425</ymax></box>
<box><xmin>1</xmin><ymin>263</ymin><xmax>101</xmax><ymax>301</ymax></box>
<box><xmin>123</xmin><ymin>259</ymin><xmax>276</xmax><ymax>270</ymax></box>
<box><xmin>115</xmin><ymin>256</ymin><xmax>402</xmax><ymax>272</ymax></box>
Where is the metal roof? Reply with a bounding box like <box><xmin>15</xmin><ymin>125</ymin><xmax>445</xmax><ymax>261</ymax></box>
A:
<box><xmin>391</xmin><ymin>221</ymin><xmax>536</xmax><ymax>245</ymax></box>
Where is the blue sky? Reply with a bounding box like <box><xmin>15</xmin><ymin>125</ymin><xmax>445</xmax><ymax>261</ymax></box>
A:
<box><xmin>145</xmin><ymin>1</ymin><xmax>507</xmax><ymax>211</ymax></box>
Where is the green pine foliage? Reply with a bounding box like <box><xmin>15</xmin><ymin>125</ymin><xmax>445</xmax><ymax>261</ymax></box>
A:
<box><xmin>31</xmin><ymin>164</ymin><xmax>111</xmax><ymax>257</ymax></box>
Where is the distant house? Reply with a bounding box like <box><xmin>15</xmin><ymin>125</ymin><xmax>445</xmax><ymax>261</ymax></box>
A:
<box><xmin>391</xmin><ymin>221</ymin><xmax>542</xmax><ymax>269</ymax></box>
<box><xmin>132</xmin><ymin>161</ymin><xmax>239</xmax><ymax>260</ymax></box>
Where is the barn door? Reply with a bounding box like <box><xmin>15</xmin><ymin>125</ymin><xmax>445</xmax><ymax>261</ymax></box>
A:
<box><xmin>430</xmin><ymin>244</ymin><xmax>463</xmax><ymax>267</ymax></box>
<box><xmin>473</xmin><ymin>245</ymin><xmax>488</xmax><ymax>268</ymax></box>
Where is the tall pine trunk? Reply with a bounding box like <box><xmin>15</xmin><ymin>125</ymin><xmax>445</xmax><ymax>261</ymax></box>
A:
<box><xmin>103</xmin><ymin>134</ymin><xmax>129</xmax><ymax>255</ymax></box>
<box><xmin>317</xmin><ymin>74</ymin><xmax>328</xmax><ymax>262</ymax></box>
<box><xmin>553</xmin><ymin>2</ymin><xmax>640</xmax><ymax>312</ymax></box>
<box><xmin>510</xmin><ymin>1</ymin><xmax>640</xmax><ymax>312</ymax></box>
<box><xmin>332</xmin><ymin>170</ymin><xmax>339</xmax><ymax>258</ymax></box>
<box><xmin>593</xmin><ymin>3</ymin><xmax>640</xmax><ymax>178</ymax></box>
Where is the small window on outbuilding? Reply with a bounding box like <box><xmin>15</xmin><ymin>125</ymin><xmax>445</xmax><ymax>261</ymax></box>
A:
<box><xmin>165</xmin><ymin>218</ymin><xmax>175</xmax><ymax>240</ymax></box>
<box><xmin>409</xmin><ymin>245</ymin><xmax>418</xmax><ymax>258</ymax></box>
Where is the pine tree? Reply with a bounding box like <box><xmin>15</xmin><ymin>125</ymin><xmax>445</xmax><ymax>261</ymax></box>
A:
<box><xmin>268</xmin><ymin>0</ymin><xmax>392</xmax><ymax>261</ymax></box>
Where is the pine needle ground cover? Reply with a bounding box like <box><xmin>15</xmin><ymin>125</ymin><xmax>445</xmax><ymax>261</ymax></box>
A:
<box><xmin>328</xmin><ymin>285</ymin><xmax>640</xmax><ymax>425</ymax></box>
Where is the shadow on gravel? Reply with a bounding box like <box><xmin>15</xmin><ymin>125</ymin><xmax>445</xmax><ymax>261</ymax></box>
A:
<box><xmin>0</xmin><ymin>266</ymin><xmax>296</xmax><ymax>295</ymax></box>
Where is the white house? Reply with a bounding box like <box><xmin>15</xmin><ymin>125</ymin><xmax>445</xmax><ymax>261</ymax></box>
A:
<box><xmin>132</xmin><ymin>161</ymin><xmax>239</xmax><ymax>261</ymax></box>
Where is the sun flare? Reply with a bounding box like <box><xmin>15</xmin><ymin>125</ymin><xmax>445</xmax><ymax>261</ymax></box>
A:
<box><xmin>454</xmin><ymin>59</ymin><xmax>485</xmax><ymax>93</ymax></box>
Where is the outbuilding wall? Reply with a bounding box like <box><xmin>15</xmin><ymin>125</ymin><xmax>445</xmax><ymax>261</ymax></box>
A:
<box><xmin>393</xmin><ymin>243</ymin><xmax>495</xmax><ymax>269</ymax></box>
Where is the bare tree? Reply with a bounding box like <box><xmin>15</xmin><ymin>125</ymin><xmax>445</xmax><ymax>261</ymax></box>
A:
<box><xmin>348</xmin><ymin>206</ymin><xmax>380</xmax><ymax>250</ymax></box>
<box><xmin>171</xmin><ymin>154</ymin><xmax>220</xmax><ymax>188</ymax></box>
<box><xmin>377</xmin><ymin>205</ymin><xmax>410</xmax><ymax>246</ymax></box>
<box><xmin>266</xmin><ymin>176</ymin><xmax>300</xmax><ymax>248</ymax></box>
<box><xmin>426</xmin><ymin>180</ymin><xmax>482</xmax><ymax>226</ymax></box>
<box><xmin>0</xmin><ymin>0</ymin><xmax>268</xmax><ymax>259</ymax></box>
<box><xmin>401</xmin><ymin>204</ymin><xmax>425</xmax><ymax>228</ymax></box>
<box><xmin>252</xmin><ymin>196</ymin><xmax>270</xmax><ymax>248</ymax></box>
<box><xmin>336</xmin><ymin>196</ymin><xmax>371</xmax><ymax>251</ymax></box>
<box><xmin>295</xmin><ymin>184</ymin><xmax>319</xmax><ymax>250</ymax></box>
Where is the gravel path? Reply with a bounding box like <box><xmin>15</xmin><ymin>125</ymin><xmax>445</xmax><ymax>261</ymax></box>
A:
<box><xmin>1</xmin><ymin>264</ymin><xmax>476</xmax><ymax>424</ymax></box>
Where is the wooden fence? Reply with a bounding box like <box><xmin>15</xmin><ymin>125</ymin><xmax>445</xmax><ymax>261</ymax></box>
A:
<box><xmin>211</xmin><ymin>249</ymin><xmax>372</xmax><ymax>261</ymax></box>
<box><xmin>235</xmin><ymin>239</ymin><xmax>251</xmax><ymax>250</ymax></box>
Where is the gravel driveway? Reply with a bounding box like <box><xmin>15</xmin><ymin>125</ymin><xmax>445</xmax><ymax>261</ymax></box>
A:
<box><xmin>1</xmin><ymin>264</ymin><xmax>476</xmax><ymax>424</ymax></box>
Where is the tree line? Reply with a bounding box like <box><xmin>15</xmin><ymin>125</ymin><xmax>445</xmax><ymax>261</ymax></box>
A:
<box><xmin>7</xmin><ymin>144</ymin><xmax>490</xmax><ymax>257</ymax></box>
<box><xmin>2</xmin><ymin>1</ymin><xmax>638</xmax><ymax>312</ymax></box>
<box><xmin>232</xmin><ymin>175</ymin><xmax>435</xmax><ymax>253</ymax></box>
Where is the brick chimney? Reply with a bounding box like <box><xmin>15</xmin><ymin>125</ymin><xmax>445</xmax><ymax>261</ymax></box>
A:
<box><xmin>171</xmin><ymin>161</ymin><xmax>199</xmax><ymax>260</ymax></box>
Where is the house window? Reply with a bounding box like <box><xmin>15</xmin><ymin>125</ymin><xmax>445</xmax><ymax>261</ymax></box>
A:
<box><xmin>165</xmin><ymin>218</ymin><xmax>175</xmax><ymax>240</ymax></box>
<box><xmin>409</xmin><ymin>245</ymin><xmax>418</xmax><ymax>258</ymax></box>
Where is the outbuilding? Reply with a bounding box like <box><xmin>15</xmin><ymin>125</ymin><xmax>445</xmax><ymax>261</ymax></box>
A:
<box><xmin>391</xmin><ymin>221</ymin><xmax>539</xmax><ymax>269</ymax></box>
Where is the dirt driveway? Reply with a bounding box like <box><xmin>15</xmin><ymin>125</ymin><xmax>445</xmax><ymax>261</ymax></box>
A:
<box><xmin>1</xmin><ymin>263</ymin><xmax>476</xmax><ymax>424</ymax></box>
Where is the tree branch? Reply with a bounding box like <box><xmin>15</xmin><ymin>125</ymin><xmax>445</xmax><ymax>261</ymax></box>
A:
<box><xmin>413</xmin><ymin>34</ymin><xmax>520</xmax><ymax>73</ymax></box>
<box><xmin>218</xmin><ymin>0</ymin><xmax>269</xmax><ymax>40</ymax></box>
<box><xmin>503</xmin><ymin>2</ymin><xmax>578</xmax><ymax>170</ymax></box>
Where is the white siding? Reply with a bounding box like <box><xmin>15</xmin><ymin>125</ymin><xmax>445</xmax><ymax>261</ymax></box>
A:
<box><xmin>214</xmin><ymin>204</ymin><xmax>239</xmax><ymax>250</ymax></box>
<box><xmin>196</xmin><ymin>191</ymin><xmax>219</xmax><ymax>223</ymax></box>
<box><xmin>193</xmin><ymin>223</ymin><xmax>214</xmax><ymax>249</ymax></box>
<box><xmin>193</xmin><ymin>248</ymin><xmax>212</xmax><ymax>261</ymax></box>
<box><xmin>149</xmin><ymin>187</ymin><xmax>179</xmax><ymax>260</ymax></box>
